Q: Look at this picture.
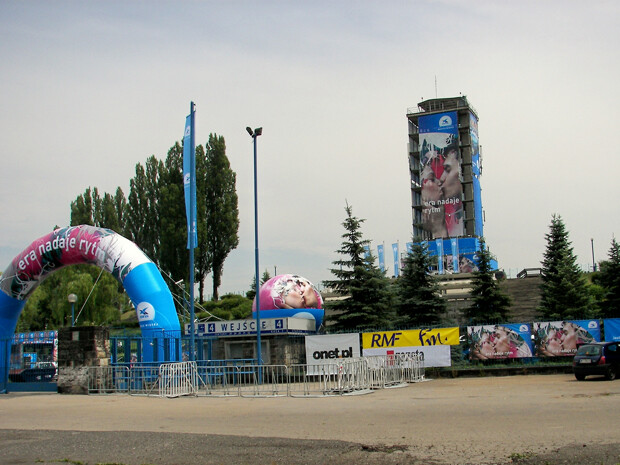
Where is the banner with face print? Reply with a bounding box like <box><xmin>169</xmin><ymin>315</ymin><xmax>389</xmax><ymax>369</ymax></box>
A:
<box><xmin>419</xmin><ymin>111</ymin><xmax>464</xmax><ymax>238</ymax></box>
<box><xmin>533</xmin><ymin>320</ymin><xmax>600</xmax><ymax>357</ymax></box>
<box><xmin>468</xmin><ymin>324</ymin><xmax>533</xmax><ymax>360</ymax></box>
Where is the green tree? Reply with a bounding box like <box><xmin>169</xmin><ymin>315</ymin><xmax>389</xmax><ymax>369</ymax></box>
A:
<box><xmin>322</xmin><ymin>203</ymin><xmax>394</xmax><ymax>331</ymax></box>
<box><xmin>158</xmin><ymin>142</ymin><xmax>188</xmax><ymax>282</ymax></box>
<box><xmin>202</xmin><ymin>134</ymin><xmax>240</xmax><ymax>301</ymax></box>
<box><xmin>465</xmin><ymin>239</ymin><xmax>511</xmax><ymax>324</ymax></box>
<box><xmin>596</xmin><ymin>238</ymin><xmax>620</xmax><ymax>318</ymax></box>
<box><xmin>395</xmin><ymin>242</ymin><xmax>446</xmax><ymax>328</ymax></box>
<box><xmin>539</xmin><ymin>215</ymin><xmax>591</xmax><ymax>319</ymax></box>
<box><xmin>70</xmin><ymin>187</ymin><xmax>126</xmax><ymax>232</ymax></box>
<box><xmin>125</xmin><ymin>156</ymin><xmax>161</xmax><ymax>262</ymax></box>
<box><xmin>17</xmin><ymin>265</ymin><xmax>131</xmax><ymax>331</ymax></box>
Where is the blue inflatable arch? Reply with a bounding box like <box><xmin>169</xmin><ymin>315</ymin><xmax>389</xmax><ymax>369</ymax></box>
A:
<box><xmin>0</xmin><ymin>225</ymin><xmax>181</xmax><ymax>362</ymax></box>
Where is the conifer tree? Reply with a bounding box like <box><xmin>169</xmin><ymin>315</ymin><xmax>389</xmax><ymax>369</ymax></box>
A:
<box><xmin>597</xmin><ymin>238</ymin><xmax>620</xmax><ymax>318</ymax></box>
<box><xmin>395</xmin><ymin>242</ymin><xmax>445</xmax><ymax>328</ymax></box>
<box><xmin>539</xmin><ymin>214</ymin><xmax>591</xmax><ymax>319</ymax></box>
<box><xmin>465</xmin><ymin>239</ymin><xmax>511</xmax><ymax>324</ymax></box>
<box><xmin>323</xmin><ymin>203</ymin><xmax>394</xmax><ymax>331</ymax></box>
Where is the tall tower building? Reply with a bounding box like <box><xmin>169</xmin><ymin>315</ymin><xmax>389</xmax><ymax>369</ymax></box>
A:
<box><xmin>407</xmin><ymin>96</ymin><xmax>486</xmax><ymax>274</ymax></box>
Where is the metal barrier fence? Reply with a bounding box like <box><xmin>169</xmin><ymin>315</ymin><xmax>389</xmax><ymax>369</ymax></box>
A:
<box><xmin>159</xmin><ymin>361</ymin><xmax>198</xmax><ymax>397</ymax></box>
<box><xmin>87</xmin><ymin>354</ymin><xmax>425</xmax><ymax>397</ymax></box>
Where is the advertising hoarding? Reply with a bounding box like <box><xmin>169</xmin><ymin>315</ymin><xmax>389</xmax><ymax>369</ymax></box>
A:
<box><xmin>533</xmin><ymin>320</ymin><xmax>600</xmax><ymax>357</ymax></box>
<box><xmin>604</xmin><ymin>318</ymin><xmax>620</xmax><ymax>342</ymax></box>
<box><xmin>424</xmin><ymin>237</ymin><xmax>480</xmax><ymax>274</ymax></box>
<box><xmin>468</xmin><ymin>324</ymin><xmax>533</xmax><ymax>360</ymax></box>
<box><xmin>469</xmin><ymin>112</ymin><xmax>484</xmax><ymax>237</ymax></box>
<box><xmin>419</xmin><ymin>111</ymin><xmax>464</xmax><ymax>238</ymax></box>
<box><xmin>361</xmin><ymin>328</ymin><xmax>458</xmax><ymax>367</ymax></box>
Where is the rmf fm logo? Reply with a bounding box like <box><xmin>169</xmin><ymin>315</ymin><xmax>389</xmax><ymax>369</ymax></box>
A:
<box><xmin>369</xmin><ymin>332</ymin><xmax>403</xmax><ymax>348</ymax></box>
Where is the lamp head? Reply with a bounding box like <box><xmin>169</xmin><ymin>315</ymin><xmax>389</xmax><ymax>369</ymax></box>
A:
<box><xmin>246</xmin><ymin>127</ymin><xmax>254</xmax><ymax>137</ymax></box>
<box><xmin>254</xmin><ymin>127</ymin><xmax>262</xmax><ymax>136</ymax></box>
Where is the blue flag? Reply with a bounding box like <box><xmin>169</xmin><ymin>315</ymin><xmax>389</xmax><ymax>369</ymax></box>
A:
<box><xmin>377</xmin><ymin>244</ymin><xmax>385</xmax><ymax>273</ymax></box>
<box><xmin>392</xmin><ymin>243</ymin><xmax>399</xmax><ymax>277</ymax></box>
<box><xmin>183</xmin><ymin>104</ymin><xmax>198</xmax><ymax>249</ymax></box>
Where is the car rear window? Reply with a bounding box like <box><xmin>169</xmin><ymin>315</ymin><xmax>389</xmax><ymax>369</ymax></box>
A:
<box><xmin>576</xmin><ymin>345</ymin><xmax>601</xmax><ymax>356</ymax></box>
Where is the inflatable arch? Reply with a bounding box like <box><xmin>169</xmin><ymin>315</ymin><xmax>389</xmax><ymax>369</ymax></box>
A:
<box><xmin>0</xmin><ymin>225</ymin><xmax>181</xmax><ymax>363</ymax></box>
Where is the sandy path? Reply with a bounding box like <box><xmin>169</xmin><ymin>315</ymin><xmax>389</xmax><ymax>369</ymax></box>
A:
<box><xmin>1</xmin><ymin>374</ymin><xmax>619</xmax><ymax>464</ymax></box>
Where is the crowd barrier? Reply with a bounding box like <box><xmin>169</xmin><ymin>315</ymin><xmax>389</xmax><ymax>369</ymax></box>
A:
<box><xmin>87</xmin><ymin>354</ymin><xmax>425</xmax><ymax>398</ymax></box>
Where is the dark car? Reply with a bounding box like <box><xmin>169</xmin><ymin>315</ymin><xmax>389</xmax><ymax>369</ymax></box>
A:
<box><xmin>573</xmin><ymin>342</ymin><xmax>620</xmax><ymax>381</ymax></box>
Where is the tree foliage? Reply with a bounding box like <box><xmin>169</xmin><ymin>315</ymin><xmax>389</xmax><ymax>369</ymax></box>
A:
<box><xmin>202</xmin><ymin>134</ymin><xmax>239</xmax><ymax>301</ymax></box>
<box><xmin>395</xmin><ymin>242</ymin><xmax>446</xmax><ymax>328</ymax></box>
<box><xmin>539</xmin><ymin>215</ymin><xmax>591</xmax><ymax>319</ymax></box>
<box><xmin>16</xmin><ymin>265</ymin><xmax>131</xmax><ymax>331</ymax></box>
<box><xmin>465</xmin><ymin>239</ymin><xmax>511</xmax><ymax>324</ymax></box>
<box><xmin>322</xmin><ymin>203</ymin><xmax>394</xmax><ymax>331</ymax></box>
<box><xmin>595</xmin><ymin>238</ymin><xmax>620</xmax><ymax>318</ymax></box>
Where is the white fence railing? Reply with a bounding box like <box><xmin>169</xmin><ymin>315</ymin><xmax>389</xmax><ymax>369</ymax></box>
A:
<box><xmin>87</xmin><ymin>354</ymin><xmax>425</xmax><ymax>397</ymax></box>
<box><xmin>159</xmin><ymin>361</ymin><xmax>198</xmax><ymax>398</ymax></box>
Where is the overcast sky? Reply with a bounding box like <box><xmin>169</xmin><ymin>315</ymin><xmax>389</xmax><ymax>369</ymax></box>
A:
<box><xmin>1</xmin><ymin>0</ymin><xmax>618</xmax><ymax>298</ymax></box>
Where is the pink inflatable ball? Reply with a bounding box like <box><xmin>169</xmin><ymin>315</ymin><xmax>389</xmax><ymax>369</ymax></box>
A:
<box><xmin>252</xmin><ymin>274</ymin><xmax>323</xmax><ymax>311</ymax></box>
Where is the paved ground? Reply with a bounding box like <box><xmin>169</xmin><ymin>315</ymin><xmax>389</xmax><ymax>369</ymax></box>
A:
<box><xmin>1</xmin><ymin>374</ymin><xmax>619</xmax><ymax>465</ymax></box>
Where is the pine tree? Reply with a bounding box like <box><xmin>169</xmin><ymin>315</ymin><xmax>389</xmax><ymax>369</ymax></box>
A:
<box><xmin>597</xmin><ymin>238</ymin><xmax>620</xmax><ymax>318</ymax></box>
<box><xmin>395</xmin><ymin>242</ymin><xmax>446</xmax><ymax>328</ymax></box>
<box><xmin>322</xmin><ymin>203</ymin><xmax>394</xmax><ymax>331</ymax></box>
<box><xmin>465</xmin><ymin>239</ymin><xmax>511</xmax><ymax>324</ymax></box>
<box><xmin>539</xmin><ymin>214</ymin><xmax>591</xmax><ymax>319</ymax></box>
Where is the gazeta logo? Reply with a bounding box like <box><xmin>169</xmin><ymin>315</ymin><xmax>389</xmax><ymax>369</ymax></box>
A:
<box><xmin>184</xmin><ymin>173</ymin><xmax>190</xmax><ymax>186</ymax></box>
<box><xmin>587</xmin><ymin>321</ymin><xmax>598</xmax><ymax>329</ymax></box>
<box><xmin>137</xmin><ymin>302</ymin><xmax>155</xmax><ymax>322</ymax></box>
<box><xmin>519</xmin><ymin>324</ymin><xmax>528</xmax><ymax>332</ymax></box>
<box><xmin>439</xmin><ymin>115</ymin><xmax>452</xmax><ymax>127</ymax></box>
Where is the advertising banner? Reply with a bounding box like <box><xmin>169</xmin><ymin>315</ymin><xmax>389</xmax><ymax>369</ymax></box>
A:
<box><xmin>362</xmin><ymin>328</ymin><xmax>459</xmax><ymax>349</ymax></box>
<box><xmin>305</xmin><ymin>333</ymin><xmax>360</xmax><ymax>364</ymax></box>
<box><xmin>392</xmin><ymin>243</ymin><xmax>400</xmax><ymax>277</ymax></box>
<box><xmin>419</xmin><ymin>111</ymin><xmax>464</xmax><ymax>238</ymax></box>
<box><xmin>377</xmin><ymin>244</ymin><xmax>385</xmax><ymax>273</ymax></box>
<box><xmin>468</xmin><ymin>324</ymin><xmax>533</xmax><ymax>360</ymax></box>
<box><xmin>469</xmin><ymin>112</ymin><xmax>484</xmax><ymax>238</ymax></box>
<box><xmin>451</xmin><ymin>238</ymin><xmax>459</xmax><ymax>273</ymax></box>
<box><xmin>533</xmin><ymin>320</ymin><xmax>600</xmax><ymax>357</ymax></box>
<box><xmin>362</xmin><ymin>345</ymin><xmax>451</xmax><ymax>368</ymax></box>
<box><xmin>305</xmin><ymin>333</ymin><xmax>360</xmax><ymax>374</ymax></box>
<box><xmin>604</xmin><ymin>318</ymin><xmax>620</xmax><ymax>342</ymax></box>
<box><xmin>425</xmin><ymin>238</ymin><xmax>479</xmax><ymax>274</ymax></box>
<box><xmin>183</xmin><ymin>104</ymin><xmax>198</xmax><ymax>249</ymax></box>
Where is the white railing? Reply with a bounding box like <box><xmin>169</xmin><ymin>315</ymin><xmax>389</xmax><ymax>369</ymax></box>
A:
<box><xmin>87</xmin><ymin>355</ymin><xmax>425</xmax><ymax>397</ymax></box>
<box><xmin>159</xmin><ymin>361</ymin><xmax>197</xmax><ymax>398</ymax></box>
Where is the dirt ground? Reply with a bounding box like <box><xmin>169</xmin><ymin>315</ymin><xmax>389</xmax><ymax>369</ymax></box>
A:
<box><xmin>1</xmin><ymin>373</ymin><xmax>619</xmax><ymax>465</ymax></box>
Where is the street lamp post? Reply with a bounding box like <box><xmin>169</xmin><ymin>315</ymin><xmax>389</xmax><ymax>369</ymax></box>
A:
<box><xmin>246</xmin><ymin>126</ymin><xmax>263</xmax><ymax>367</ymax></box>
<box><xmin>68</xmin><ymin>293</ymin><xmax>77</xmax><ymax>327</ymax></box>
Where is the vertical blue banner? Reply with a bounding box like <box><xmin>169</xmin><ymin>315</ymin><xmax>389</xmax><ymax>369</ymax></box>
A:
<box><xmin>406</xmin><ymin>242</ymin><xmax>413</xmax><ymax>254</ymax></box>
<box><xmin>183</xmin><ymin>104</ymin><xmax>198</xmax><ymax>249</ymax></box>
<box><xmin>436</xmin><ymin>239</ymin><xmax>444</xmax><ymax>274</ymax></box>
<box><xmin>392</xmin><ymin>243</ymin><xmax>400</xmax><ymax>277</ymax></box>
<box><xmin>363</xmin><ymin>245</ymin><xmax>371</xmax><ymax>261</ymax></box>
<box><xmin>451</xmin><ymin>238</ymin><xmax>459</xmax><ymax>273</ymax></box>
<box><xmin>604</xmin><ymin>318</ymin><xmax>620</xmax><ymax>342</ymax></box>
<box><xmin>377</xmin><ymin>244</ymin><xmax>385</xmax><ymax>273</ymax></box>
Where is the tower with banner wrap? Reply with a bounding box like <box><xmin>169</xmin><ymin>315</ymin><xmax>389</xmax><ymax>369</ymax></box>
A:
<box><xmin>407</xmin><ymin>96</ymin><xmax>493</xmax><ymax>274</ymax></box>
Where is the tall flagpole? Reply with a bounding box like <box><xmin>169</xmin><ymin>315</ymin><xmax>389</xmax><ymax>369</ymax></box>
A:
<box><xmin>188</xmin><ymin>102</ymin><xmax>196</xmax><ymax>362</ymax></box>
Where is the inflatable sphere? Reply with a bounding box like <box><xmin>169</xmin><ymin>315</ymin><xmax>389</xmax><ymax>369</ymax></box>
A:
<box><xmin>252</xmin><ymin>274</ymin><xmax>324</xmax><ymax>330</ymax></box>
